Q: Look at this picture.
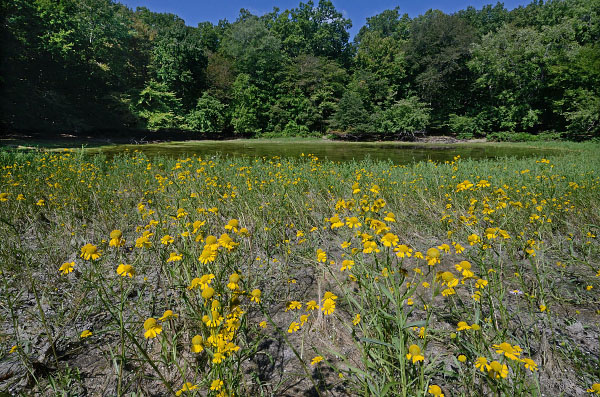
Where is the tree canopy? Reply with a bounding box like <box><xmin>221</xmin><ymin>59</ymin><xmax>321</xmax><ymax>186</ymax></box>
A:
<box><xmin>1</xmin><ymin>0</ymin><xmax>598</xmax><ymax>139</ymax></box>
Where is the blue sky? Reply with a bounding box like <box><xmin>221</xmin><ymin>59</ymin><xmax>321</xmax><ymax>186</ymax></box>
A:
<box><xmin>119</xmin><ymin>0</ymin><xmax>533</xmax><ymax>38</ymax></box>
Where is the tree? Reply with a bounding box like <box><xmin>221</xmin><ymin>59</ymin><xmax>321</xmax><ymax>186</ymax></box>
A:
<box><xmin>131</xmin><ymin>80</ymin><xmax>183</xmax><ymax>130</ymax></box>
<box><xmin>331</xmin><ymin>89</ymin><xmax>370</xmax><ymax>133</ymax></box>
<box><xmin>406</xmin><ymin>10</ymin><xmax>477</xmax><ymax>129</ymax></box>
<box><xmin>354</xmin><ymin>7</ymin><xmax>411</xmax><ymax>42</ymax></box>
<box><xmin>230</xmin><ymin>74</ymin><xmax>263</xmax><ymax>135</ymax></box>
<box><xmin>456</xmin><ymin>3</ymin><xmax>508</xmax><ymax>36</ymax></box>
<box><xmin>186</xmin><ymin>92</ymin><xmax>227</xmax><ymax>132</ymax></box>
<box><xmin>372</xmin><ymin>96</ymin><xmax>431</xmax><ymax>138</ymax></box>
<box><xmin>271</xmin><ymin>0</ymin><xmax>352</xmax><ymax>63</ymax></box>
<box><xmin>270</xmin><ymin>55</ymin><xmax>347</xmax><ymax>133</ymax></box>
<box><xmin>355</xmin><ymin>31</ymin><xmax>406</xmax><ymax>99</ymax></box>
<box><xmin>221</xmin><ymin>15</ymin><xmax>282</xmax><ymax>83</ymax></box>
<box><xmin>469</xmin><ymin>24</ymin><xmax>551</xmax><ymax>132</ymax></box>
<box><xmin>205</xmin><ymin>53</ymin><xmax>236</xmax><ymax>102</ymax></box>
<box><xmin>151</xmin><ymin>23</ymin><xmax>206</xmax><ymax>108</ymax></box>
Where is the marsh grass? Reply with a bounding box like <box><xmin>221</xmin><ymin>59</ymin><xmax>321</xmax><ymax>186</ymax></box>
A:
<box><xmin>0</xmin><ymin>145</ymin><xmax>599</xmax><ymax>396</ymax></box>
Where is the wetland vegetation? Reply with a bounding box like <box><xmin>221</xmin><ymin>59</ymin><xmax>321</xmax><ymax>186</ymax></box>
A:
<box><xmin>1</xmin><ymin>143</ymin><xmax>599</xmax><ymax>396</ymax></box>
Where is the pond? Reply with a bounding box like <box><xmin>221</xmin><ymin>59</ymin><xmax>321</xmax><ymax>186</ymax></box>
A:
<box><xmin>90</xmin><ymin>139</ymin><xmax>565</xmax><ymax>164</ymax></box>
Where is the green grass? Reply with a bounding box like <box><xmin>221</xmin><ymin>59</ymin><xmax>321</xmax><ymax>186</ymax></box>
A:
<box><xmin>0</xmin><ymin>144</ymin><xmax>599</xmax><ymax>396</ymax></box>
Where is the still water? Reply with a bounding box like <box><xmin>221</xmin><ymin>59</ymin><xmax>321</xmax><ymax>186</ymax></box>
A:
<box><xmin>91</xmin><ymin>139</ymin><xmax>563</xmax><ymax>164</ymax></box>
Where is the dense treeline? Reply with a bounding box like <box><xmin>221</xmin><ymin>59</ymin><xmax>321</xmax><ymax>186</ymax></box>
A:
<box><xmin>1</xmin><ymin>0</ymin><xmax>599</xmax><ymax>139</ymax></box>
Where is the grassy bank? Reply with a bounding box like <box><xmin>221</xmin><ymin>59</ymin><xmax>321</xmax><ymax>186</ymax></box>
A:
<box><xmin>1</xmin><ymin>145</ymin><xmax>599</xmax><ymax>396</ymax></box>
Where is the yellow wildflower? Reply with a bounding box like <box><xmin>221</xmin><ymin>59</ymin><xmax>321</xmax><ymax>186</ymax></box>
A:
<box><xmin>218</xmin><ymin>233</ymin><xmax>238</xmax><ymax>250</ymax></box>
<box><xmin>522</xmin><ymin>358</ymin><xmax>538</xmax><ymax>371</ymax></box>
<box><xmin>225</xmin><ymin>218</ymin><xmax>239</xmax><ymax>231</ymax></box>
<box><xmin>384</xmin><ymin>212</ymin><xmax>396</xmax><ymax>222</ymax></box>
<box><xmin>587</xmin><ymin>383</ymin><xmax>600</xmax><ymax>394</ymax></box>
<box><xmin>492</xmin><ymin>342</ymin><xmax>522</xmax><ymax>361</ymax></box>
<box><xmin>340</xmin><ymin>259</ymin><xmax>354</xmax><ymax>271</ymax></box>
<box><xmin>143</xmin><ymin>318</ymin><xmax>162</xmax><ymax>339</ymax></box>
<box><xmin>250</xmin><ymin>289</ymin><xmax>261</xmax><ymax>303</ymax></box>
<box><xmin>322</xmin><ymin>291</ymin><xmax>338</xmax><ymax>301</ymax></box>
<box><xmin>306</xmin><ymin>300</ymin><xmax>318</xmax><ymax>311</ymax></box>
<box><xmin>475</xmin><ymin>357</ymin><xmax>490</xmax><ymax>372</ymax></box>
<box><xmin>442</xmin><ymin>288</ymin><xmax>456</xmax><ymax>296</ymax></box>
<box><xmin>227</xmin><ymin>273</ymin><xmax>241</xmax><ymax>290</ymax></box>
<box><xmin>59</xmin><ymin>262</ymin><xmax>75</xmax><ymax>275</ymax></box>
<box><xmin>468</xmin><ymin>234</ymin><xmax>481</xmax><ymax>245</ymax></box>
<box><xmin>316</xmin><ymin>249</ymin><xmax>327</xmax><ymax>263</ymax></box>
<box><xmin>196</xmin><ymin>274</ymin><xmax>215</xmax><ymax>290</ymax></box>
<box><xmin>438</xmin><ymin>243</ymin><xmax>450</xmax><ymax>253</ymax></box>
<box><xmin>346</xmin><ymin>217</ymin><xmax>361</xmax><ymax>228</ymax></box>
<box><xmin>321</xmin><ymin>298</ymin><xmax>335</xmax><ymax>315</ymax></box>
<box><xmin>160</xmin><ymin>235</ymin><xmax>174</xmax><ymax>245</ymax></box>
<box><xmin>300</xmin><ymin>314</ymin><xmax>309</xmax><ymax>326</ymax></box>
<box><xmin>109</xmin><ymin>230</ymin><xmax>125</xmax><ymax>247</ymax></box>
<box><xmin>201</xmin><ymin>287</ymin><xmax>215</xmax><ymax>300</ymax></box>
<box><xmin>191</xmin><ymin>335</ymin><xmax>204</xmax><ymax>353</ymax></box>
<box><xmin>80</xmin><ymin>243</ymin><xmax>101</xmax><ymax>260</ymax></box>
<box><xmin>425</xmin><ymin>247</ymin><xmax>440</xmax><ymax>266</ymax></box>
<box><xmin>488</xmin><ymin>360</ymin><xmax>508</xmax><ymax>378</ymax></box>
<box><xmin>381</xmin><ymin>233</ymin><xmax>399</xmax><ymax>247</ymax></box>
<box><xmin>457</xmin><ymin>321</ymin><xmax>471</xmax><ymax>331</ymax></box>
<box><xmin>175</xmin><ymin>382</ymin><xmax>198</xmax><ymax>396</ymax></box>
<box><xmin>167</xmin><ymin>252</ymin><xmax>182</xmax><ymax>262</ymax></box>
<box><xmin>158</xmin><ymin>310</ymin><xmax>178</xmax><ymax>321</ymax></box>
<box><xmin>198</xmin><ymin>246</ymin><xmax>217</xmax><ymax>264</ymax></box>
<box><xmin>116</xmin><ymin>264</ymin><xmax>135</xmax><ymax>278</ymax></box>
<box><xmin>428</xmin><ymin>385</ymin><xmax>444</xmax><ymax>397</ymax></box>
<box><xmin>455</xmin><ymin>261</ymin><xmax>474</xmax><ymax>278</ymax></box>
<box><xmin>288</xmin><ymin>321</ymin><xmax>300</xmax><ymax>333</ymax></box>
<box><xmin>440</xmin><ymin>271</ymin><xmax>459</xmax><ymax>288</ymax></box>
<box><xmin>395</xmin><ymin>244</ymin><xmax>413</xmax><ymax>258</ymax></box>
<box><xmin>406</xmin><ymin>344</ymin><xmax>424</xmax><ymax>364</ymax></box>
<box><xmin>135</xmin><ymin>234</ymin><xmax>152</xmax><ymax>248</ymax></box>
<box><xmin>475</xmin><ymin>279</ymin><xmax>488</xmax><ymax>288</ymax></box>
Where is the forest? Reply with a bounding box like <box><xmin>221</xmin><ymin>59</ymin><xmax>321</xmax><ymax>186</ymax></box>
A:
<box><xmin>1</xmin><ymin>0</ymin><xmax>599</xmax><ymax>140</ymax></box>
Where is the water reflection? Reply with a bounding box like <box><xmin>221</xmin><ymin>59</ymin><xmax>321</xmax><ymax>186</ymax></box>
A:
<box><xmin>94</xmin><ymin>140</ymin><xmax>562</xmax><ymax>164</ymax></box>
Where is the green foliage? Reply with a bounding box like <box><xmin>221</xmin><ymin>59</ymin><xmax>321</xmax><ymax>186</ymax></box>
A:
<box><xmin>230</xmin><ymin>74</ymin><xmax>263</xmax><ymax>135</ymax></box>
<box><xmin>151</xmin><ymin>23</ymin><xmax>206</xmax><ymax>106</ymax></box>
<box><xmin>469</xmin><ymin>25</ymin><xmax>548</xmax><ymax>132</ymax></box>
<box><xmin>222</xmin><ymin>16</ymin><xmax>282</xmax><ymax>81</ymax></box>
<box><xmin>1</xmin><ymin>0</ymin><xmax>598</xmax><ymax>140</ymax></box>
<box><xmin>331</xmin><ymin>90</ymin><xmax>370</xmax><ymax>133</ymax></box>
<box><xmin>372</xmin><ymin>97</ymin><xmax>431</xmax><ymax>137</ymax></box>
<box><xmin>271</xmin><ymin>0</ymin><xmax>353</xmax><ymax>63</ymax></box>
<box><xmin>185</xmin><ymin>92</ymin><xmax>227</xmax><ymax>133</ymax></box>
<box><xmin>560</xmin><ymin>89</ymin><xmax>600</xmax><ymax>137</ymax></box>
<box><xmin>270</xmin><ymin>55</ymin><xmax>347</xmax><ymax>134</ymax></box>
<box><xmin>131</xmin><ymin>80</ymin><xmax>183</xmax><ymax>130</ymax></box>
<box><xmin>406</xmin><ymin>10</ymin><xmax>477</xmax><ymax>127</ymax></box>
<box><xmin>355</xmin><ymin>7</ymin><xmax>411</xmax><ymax>42</ymax></box>
<box><xmin>281</xmin><ymin>120</ymin><xmax>311</xmax><ymax>137</ymax></box>
<box><xmin>355</xmin><ymin>31</ymin><xmax>406</xmax><ymax>97</ymax></box>
<box><xmin>487</xmin><ymin>131</ymin><xmax>564</xmax><ymax>142</ymax></box>
<box><xmin>447</xmin><ymin>114</ymin><xmax>483</xmax><ymax>139</ymax></box>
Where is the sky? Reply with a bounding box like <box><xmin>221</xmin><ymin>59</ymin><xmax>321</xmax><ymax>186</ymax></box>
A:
<box><xmin>118</xmin><ymin>0</ymin><xmax>534</xmax><ymax>38</ymax></box>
